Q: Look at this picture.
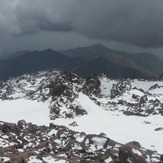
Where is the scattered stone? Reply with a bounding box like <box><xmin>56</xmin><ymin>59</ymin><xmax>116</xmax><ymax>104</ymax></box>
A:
<box><xmin>155</xmin><ymin>127</ymin><xmax>163</xmax><ymax>131</ymax></box>
<box><xmin>0</xmin><ymin>120</ymin><xmax>160</xmax><ymax>162</ymax></box>
<box><xmin>69</xmin><ymin>121</ymin><xmax>78</xmax><ymax>127</ymax></box>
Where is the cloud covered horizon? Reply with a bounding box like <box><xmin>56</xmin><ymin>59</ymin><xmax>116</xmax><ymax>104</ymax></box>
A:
<box><xmin>1</xmin><ymin>0</ymin><xmax>163</xmax><ymax>50</ymax></box>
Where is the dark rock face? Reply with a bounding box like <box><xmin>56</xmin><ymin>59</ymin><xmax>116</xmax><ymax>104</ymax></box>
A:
<box><xmin>149</xmin><ymin>84</ymin><xmax>160</xmax><ymax>90</ymax></box>
<box><xmin>110</xmin><ymin>80</ymin><xmax>131</xmax><ymax>99</ymax></box>
<box><xmin>75</xmin><ymin>106</ymin><xmax>87</xmax><ymax>116</ymax></box>
<box><xmin>83</xmin><ymin>74</ymin><xmax>101</xmax><ymax>95</ymax></box>
<box><xmin>48</xmin><ymin>71</ymin><xmax>81</xmax><ymax>100</ymax></box>
<box><xmin>119</xmin><ymin>145</ymin><xmax>146</xmax><ymax>163</ymax></box>
<box><xmin>155</xmin><ymin>127</ymin><xmax>163</xmax><ymax>131</ymax></box>
<box><xmin>17</xmin><ymin>120</ymin><xmax>27</xmax><ymax>129</ymax></box>
<box><xmin>48</xmin><ymin>71</ymin><xmax>87</xmax><ymax>120</ymax></box>
<box><xmin>124</xmin><ymin>111</ymin><xmax>148</xmax><ymax>117</ymax></box>
<box><xmin>0</xmin><ymin>121</ymin><xmax>161</xmax><ymax>163</ymax></box>
<box><xmin>159</xmin><ymin>73</ymin><xmax>163</xmax><ymax>80</ymax></box>
<box><xmin>49</xmin><ymin>71</ymin><xmax>80</xmax><ymax>97</ymax></box>
<box><xmin>119</xmin><ymin>142</ymin><xmax>148</xmax><ymax>163</ymax></box>
<box><xmin>0</xmin><ymin>122</ymin><xmax>19</xmax><ymax>133</ymax></box>
<box><xmin>139</xmin><ymin>95</ymin><xmax>148</xmax><ymax>107</ymax></box>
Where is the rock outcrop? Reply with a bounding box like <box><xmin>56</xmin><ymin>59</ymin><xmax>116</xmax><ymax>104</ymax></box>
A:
<box><xmin>83</xmin><ymin>74</ymin><xmax>101</xmax><ymax>95</ymax></box>
<box><xmin>48</xmin><ymin>71</ymin><xmax>87</xmax><ymax>120</ymax></box>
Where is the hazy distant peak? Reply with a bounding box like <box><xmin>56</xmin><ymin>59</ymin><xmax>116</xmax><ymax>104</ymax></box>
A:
<box><xmin>89</xmin><ymin>44</ymin><xmax>109</xmax><ymax>49</ymax></box>
<box><xmin>81</xmin><ymin>44</ymin><xmax>112</xmax><ymax>51</ymax></box>
<box><xmin>42</xmin><ymin>48</ymin><xmax>55</xmax><ymax>53</ymax></box>
<box><xmin>62</xmin><ymin>44</ymin><xmax>115</xmax><ymax>59</ymax></box>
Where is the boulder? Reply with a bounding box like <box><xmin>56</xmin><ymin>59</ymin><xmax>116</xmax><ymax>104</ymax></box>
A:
<box><xmin>119</xmin><ymin>144</ymin><xmax>147</xmax><ymax>163</ymax></box>
<box><xmin>48</xmin><ymin>71</ymin><xmax>80</xmax><ymax>97</ymax></box>
<box><xmin>17</xmin><ymin>120</ymin><xmax>27</xmax><ymax>129</ymax></box>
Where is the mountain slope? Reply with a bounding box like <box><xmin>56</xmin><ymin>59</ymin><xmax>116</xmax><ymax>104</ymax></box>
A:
<box><xmin>0</xmin><ymin>49</ymin><xmax>84</xmax><ymax>81</ymax></box>
<box><xmin>62</xmin><ymin>44</ymin><xmax>115</xmax><ymax>59</ymax></box>
<box><xmin>120</xmin><ymin>52</ymin><xmax>163</xmax><ymax>76</ymax></box>
<box><xmin>62</xmin><ymin>44</ymin><xmax>163</xmax><ymax>77</ymax></box>
<box><xmin>0</xmin><ymin>70</ymin><xmax>163</xmax><ymax>162</ymax></box>
<box><xmin>74</xmin><ymin>57</ymin><xmax>149</xmax><ymax>78</ymax></box>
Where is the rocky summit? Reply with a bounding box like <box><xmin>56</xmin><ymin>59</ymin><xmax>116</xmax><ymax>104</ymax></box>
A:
<box><xmin>0</xmin><ymin>70</ymin><xmax>163</xmax><ymax>162</ymax></box>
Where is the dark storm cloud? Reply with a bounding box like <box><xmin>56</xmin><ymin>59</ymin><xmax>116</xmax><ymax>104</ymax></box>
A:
<box><xmin>14</xmin><ymin>0</ymin><xmax>73</xmax><ymax>35</ymax></box>
<box><xmin>1</xmin><ymin>0</ymin><xmax>163</xmax><ymax>48</ymax></box>
<box><xmin>70</xmin><ymin>0</ymin><xmax>163</xmax><ymax>48</ymax></box>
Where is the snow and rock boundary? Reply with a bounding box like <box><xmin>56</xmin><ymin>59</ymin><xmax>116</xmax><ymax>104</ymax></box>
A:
<box><xmin>0</xmin><ymin>120</ymin><xmax>162</xmax><ymax>163</ymax></box>
<box><xmin>0</xmin><ymin>70</ymin><xmax>163</xmax><ymax>162</ymax></box>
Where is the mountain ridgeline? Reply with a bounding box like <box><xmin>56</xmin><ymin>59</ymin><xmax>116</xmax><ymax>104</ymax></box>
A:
<box><xmin>0</xmin><ymin>44</ymin><xmax>163</xmax><ymax>81</ymax></box>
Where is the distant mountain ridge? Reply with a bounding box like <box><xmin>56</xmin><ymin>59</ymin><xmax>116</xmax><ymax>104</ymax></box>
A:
<box><xmin>0</xmin><ymin>44</ymin><xmax>163</xmax><ymax>81</ymax></box>
<box><xmin>0</xmin><ymin>49</ymin><xmax>84</xmax><ymax>81</ymax></box>
<box><xmin>62</xmin><ymin>44</ymin><xmax>163</xmax><ymax>77</ymax></box>
<box><xmin>62</xmin><ymin>44</ymin><xmax>115</xmax><ymax>59</ymax></box>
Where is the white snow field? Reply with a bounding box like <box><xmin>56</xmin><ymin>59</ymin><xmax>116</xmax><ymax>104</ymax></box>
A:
<box><xmin>0</xmin><ymin>99</ymin><xmax>51</xmax><ymax>125</ymax></box>
<box><xmin>0</xmin><ymin>92</ymin><xmax>162</xmax><ymax>154</ymax></box>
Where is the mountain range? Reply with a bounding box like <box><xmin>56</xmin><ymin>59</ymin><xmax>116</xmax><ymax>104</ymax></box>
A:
<box><xmin>0</xmin><ymin>44</ymin><xmax>163</xmax><ymax>81</ymax></box>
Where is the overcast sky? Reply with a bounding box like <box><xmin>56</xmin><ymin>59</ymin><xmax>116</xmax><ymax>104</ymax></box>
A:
<box><xmin>0</xmin><ymin>0</ymin><xmax>163</xmax><ymax>57</ymax></box>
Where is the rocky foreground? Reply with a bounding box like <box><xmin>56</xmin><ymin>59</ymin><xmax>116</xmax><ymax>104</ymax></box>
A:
<box><xmin>0</xmin><ymin>120</ymin><xmax>162</xmax><ymax>163</ymax></box>
<box><xmin>0</xmin><ymin>70</ymin><xmax>163</xmax><ymax>162</ymax></box>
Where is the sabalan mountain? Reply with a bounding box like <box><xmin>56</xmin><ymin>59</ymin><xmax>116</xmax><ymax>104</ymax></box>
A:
<box><xmin>0</xmin><ymin>44</ymin><xmax>163</xmax><ymax>81</ymax></box>
<box><xmin>0</xmin><ymin>69</ymin><xmax>163</xmax><ymax>162</ymax></box>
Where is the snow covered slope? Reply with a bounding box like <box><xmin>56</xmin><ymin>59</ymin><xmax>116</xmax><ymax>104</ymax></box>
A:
<box><xmin>0</xmin><ymin>70</ymin><xmax>163</xmax><ymax>162</ymax></box>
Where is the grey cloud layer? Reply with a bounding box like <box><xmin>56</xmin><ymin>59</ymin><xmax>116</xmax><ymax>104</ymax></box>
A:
<box><xmin>0</xmin><ymin>0</ymin><xmax>163</xmax><ymax>48</ymax></box>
